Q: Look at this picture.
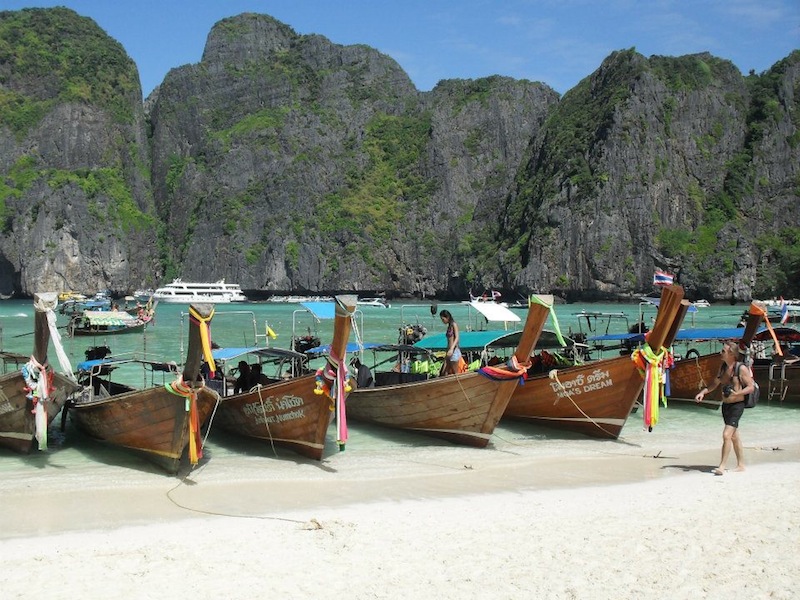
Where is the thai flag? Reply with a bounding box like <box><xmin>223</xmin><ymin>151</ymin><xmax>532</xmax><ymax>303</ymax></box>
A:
<box><xmin>653</xmin><ymin>269</ymin><xmax>674</xmax><ymax>286</ymax></box>
<box><xmin>781</xmin><ymin>300</ymin><xmax>790</xmax><ymax>324</ymax></box>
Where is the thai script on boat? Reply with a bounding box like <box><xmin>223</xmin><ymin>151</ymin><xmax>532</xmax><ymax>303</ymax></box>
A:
<box><xmin>0</xmin><ymin>398</ymin><xmax>15</xmax><ymax>416</ymax></box>
<box><xmin>242</xmin><ymin>395</ymin><xmax>305</xmax><ymax>417</ymax></box>
<box><xmin>255</xmin><ymin>408</ymin><xmax>305</xmax><ymax>425</ymax></box>
<box><xmin>549</xmin><ymin>369</ymin><xmax>614</xmax><ymax>398</ymax></box>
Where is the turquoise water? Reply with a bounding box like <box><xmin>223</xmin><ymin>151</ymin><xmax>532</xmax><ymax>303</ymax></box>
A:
<box><xmin>0</xmin><ymin>298</ymin><xmax>797</xmax><ymax>483</ymax></box>
<box><xmin>0</xmin><ymin>297</ymin><xmax>752</xmax><ymax>369</ymax></box>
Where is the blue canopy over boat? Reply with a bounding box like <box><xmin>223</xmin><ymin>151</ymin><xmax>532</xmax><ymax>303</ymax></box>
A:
<box><xmin>75</xmin><ymin>356</ymin><xmax>178</xmax><ymax>373</ymax></box>
<box><xmin>211</xmin><ymin>346</ymin><xmax>307</xmax><ymax>363</ymax></box>
<box><xmin>305</xmin><ymin>342</ymin><xmax>380</xmax><ymax>355</ymax></box>
<box><xmin>300</xmin><ymin>302</ymin><xmax>337</xmax><ymax>320</ymax></box>
<box><xmin>588</xmin><ymin>326</ymin><xmax>768</xmax><ymax>343</ymax></box>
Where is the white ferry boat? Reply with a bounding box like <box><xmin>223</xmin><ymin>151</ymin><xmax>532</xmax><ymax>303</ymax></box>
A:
<box><xmin>151</xmin><ymin>279</ymin><xmax>247</xmax><ymax>304</ymax></box>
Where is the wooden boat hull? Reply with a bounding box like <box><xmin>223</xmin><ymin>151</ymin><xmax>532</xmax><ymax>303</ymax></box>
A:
<box><xmin>666</xmin><ymin>354</ymin><xmax>800</xmax><ymax>405</ymax></box>
<box><xmin>210</xmin><ymin>294</ymin><xmax>357</xmax><ymax>459</ymax></box>
<box><xmin>667</xmin><ymin>353</ymin><xmax>724</xmax><ymax>405</ymax></box>
<box><xmin>505</xmin><ymin>357</ymin><xmax>644</xmax><ymax>439</ymax></box>
<box><xmin>347</xmin><ymin>373</ymin><xmax>522</xmax><ymax>447</ymax></box>
<box><xmin>347</xmin><ymin>297</ymin><xmax>552</xmax><ymax>446</ymax></box>
<box><xmin>0</xmin><ymin>371</ymin><xmax>78</xmax><ymax>453</ymax></box>
<box><xmin>214</xmin><ymin>374</ymin><xmax>335</xmax><ymax>460</ymax></box>
<box><xmin>70</xmin><ymin>385</ymin><xmax>219</xmax><ymax>473</ymax></box>
<box><xmin>752</xmin><ymin>359</ymin><xmax>800</xmax><ymax>404</ymax></box>
<box><xmin>505</xmin><ymin>284</ymin><xmax>686</xmax><ymax>436</ymax></box>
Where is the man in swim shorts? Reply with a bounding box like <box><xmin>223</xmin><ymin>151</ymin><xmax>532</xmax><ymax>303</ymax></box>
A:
<box><xmin>694</xmin><ymin>340</ymin><xmax>755</xmax><ymax>475</ymax></box>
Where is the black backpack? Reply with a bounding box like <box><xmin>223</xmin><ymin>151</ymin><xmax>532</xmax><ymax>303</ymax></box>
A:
<box><xmin>736</xmin><ymin>362</ymin><xmax>759</xmax><ymax>408</ymax></box>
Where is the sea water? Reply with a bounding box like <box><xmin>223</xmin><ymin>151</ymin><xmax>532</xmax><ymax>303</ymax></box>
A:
<box><xmin>0</xmin><ymin>298</ymin><xmax>797</xmax><ymax>493</ymax></box>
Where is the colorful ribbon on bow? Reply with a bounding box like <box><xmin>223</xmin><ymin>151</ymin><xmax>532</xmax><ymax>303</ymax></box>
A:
<box><xmin>478</xmin><ymin>355</ymin><xmax>532</xmax><ymax>384</ymax></box>
<box><xmin>166</xmin><ymin>377</ymin><xmax>203</xmax><ymax>465</ymax></box>
<box><xmin>22</xmin><ymin>356</ymin><xmax>54</xmax><ymax>450</ymax></box>
<box><xmin>314</xmin><ymin>353</ymin><xmax>352</xmax><ymax>450</ymax></box>
<box><xmin>631</xmin><ymin>344</ymin><xmax>671</xmax><ymax>431</ymax></box>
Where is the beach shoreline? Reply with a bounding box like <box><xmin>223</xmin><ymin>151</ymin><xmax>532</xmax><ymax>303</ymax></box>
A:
<box><xmin>2</xmin><ymin>402</ymin><xmax>799</xmax><ymax>600</ymax></box>
<box><xmin>1</xmin><ymin>450</ymin><xmax>798</xmax><ymax>600</ymax></box>
<box><xmin>2</xmin><ymin>437</ymin><xmax>797</xmax><ymax>537</ymax></box>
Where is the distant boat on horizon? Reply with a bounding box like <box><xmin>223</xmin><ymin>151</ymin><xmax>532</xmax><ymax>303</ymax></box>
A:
<box><xmin>151</xmin><ymin>279</ymin><xmax>247</xmax><ymax>304</ymax></box>
<box><xmin>357</xmin><ymin>297</ymin><xmax>390</xmax><ymax>308</ymax></box>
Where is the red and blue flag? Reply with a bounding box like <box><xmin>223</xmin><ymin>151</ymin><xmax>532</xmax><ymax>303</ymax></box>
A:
<box><xmin>653</xmin><ymin>269</ymin><xmax>674</xmax><ymax>286</ymax></box>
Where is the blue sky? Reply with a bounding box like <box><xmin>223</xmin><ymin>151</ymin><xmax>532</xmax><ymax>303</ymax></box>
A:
<box><xmin>4</xmin><ymin>1</ymin><xmax>799</xmax><ymax>97</ymax></box>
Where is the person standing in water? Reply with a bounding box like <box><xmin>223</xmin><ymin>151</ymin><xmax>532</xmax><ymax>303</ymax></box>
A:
<box><xmin>439</xmin><ymin>309</ymin><xmax>461</xmax><ymax>375</ymax></box>
<box><xmin>694</xmin><ymin>340</ymin><xmax>755</xmax><ymax>475</ymax></box>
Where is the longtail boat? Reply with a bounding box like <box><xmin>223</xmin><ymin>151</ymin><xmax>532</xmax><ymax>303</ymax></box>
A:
<box><xmin>667</xmin><ymin>303</ymin><xmax>800</xmax><ymax>405</ymax></box>
<box><xmin>212</xmin><ymin>295</ymin><xmax>358</xmax><ymax>459</ymax></box>
<box><xmin>503</xmin><ymin>285</ymin><xmax>686</xmax><ymax>438</ymax></box>
<box><xmin>344</xmin><ymin>296</ymin><xmax>551</xmax><ymax>447</ymax></box>
<box><xmin>0</xmin><ymin>292</ymin><xmax>80</xmax><ymax>453</ymax></box>
<box><xmin>666</xmin><ymin>303</ymin><xmax>765</xmax><ymax>407</ymax></box>
<box><xmin>63</xmin><ymin>303</ymin><xmax>220</xmax><ymax>474</ymax></box>
<box><xmin>68</xmin><ymin>309</ymin><xmax>152</xmax><ymax>336</ymax></box>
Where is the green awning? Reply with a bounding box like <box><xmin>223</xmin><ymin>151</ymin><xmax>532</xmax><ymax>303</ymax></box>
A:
<box><xmin>415</xmin><ymin>329</ymin><xmax>572</xmax><ymax>352</ymax></box>
<box><xmin>83</xmin><ymin>310</ymin><xmax>137</xmax><ymax>326</ymax></box>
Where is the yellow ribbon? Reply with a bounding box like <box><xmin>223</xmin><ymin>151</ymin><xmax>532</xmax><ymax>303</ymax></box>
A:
<box><xmin>166</xmin><ymin>377</ymin><xmax>203</xmax><ymax>465</ymax></box>
<box><xmin>189</xmin><ymin>306</ymin><xmax>217</xmax><ymax>374</ymax></box>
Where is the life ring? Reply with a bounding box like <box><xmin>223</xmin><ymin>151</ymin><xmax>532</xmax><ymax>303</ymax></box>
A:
<box><xmin>685</xmin><ymin>348</ymin><xmax>700</xmax><ymax>360</ymax></box>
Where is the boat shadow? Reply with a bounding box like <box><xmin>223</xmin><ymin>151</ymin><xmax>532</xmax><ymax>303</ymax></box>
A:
<box><xmin>494</xmin><ymin>420</ymin><xmax>644</xmax><ymax>450</ymax></box>
<box><xmin>203</xmin><ymin>428</ymin><xmax>342</xmax><ymax>473</ymax></box>
<box><xmin>44</xmin><ymin>417</ymin><xmax>183</xmax><ymax>474</ymax></box>
<box><xmin>346</xmin><ymin>420</ymin><xmax>456</xmax><ymax>448</ymax></box>
<box><xmin>60</xmin><ymin>424</ymin><xmax>173</xmax><ymax>476</ymax></box>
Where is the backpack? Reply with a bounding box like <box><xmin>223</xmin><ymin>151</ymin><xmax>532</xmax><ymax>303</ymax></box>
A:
<box><xmin>735</xmin><ymin>361</ymin><xmax>759</xmax><ymax>408</ymax></box>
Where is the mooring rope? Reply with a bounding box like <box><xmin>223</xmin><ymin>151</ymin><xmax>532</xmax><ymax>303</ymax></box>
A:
<box><xmin>547</xmin><ymin>368</ymin><xmax>618</xmax><ymax>438</ymax></box>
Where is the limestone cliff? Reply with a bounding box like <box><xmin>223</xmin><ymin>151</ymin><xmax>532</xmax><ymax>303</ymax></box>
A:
<box><xmin>148</xmin><ymin>13</ymin><xmax>556</xmax><ymax>298</ymax></box>
<box><xmin>1</xmin><ymin>9</ymin><xmax>797</xmax><ymax>301</ymax></box>
<box><xmin>496</xmin><ymin>49</ymin><xmax>800</xmax><ymax>301</ymax></box>
<box><xmin>0</xmin><ymin>7</ymin><xmax>158</xmax><ymax>297</ymax></box>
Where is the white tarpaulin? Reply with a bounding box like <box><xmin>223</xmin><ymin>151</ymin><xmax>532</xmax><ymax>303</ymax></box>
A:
<box><xmin>468</xmin><ymin>301</ymin><xmax>520</xmax><ymax>322</ymax></box>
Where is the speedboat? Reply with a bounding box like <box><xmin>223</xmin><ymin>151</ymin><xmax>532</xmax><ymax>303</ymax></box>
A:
<box><xmin>357</xmin><ymin>297</ymin><xmax>390</xmax><ymax>308</ymax></box>
<box><xmin>151</xmin><ymin>279</ymin><xmax>247</xmax><ymax>304</ymax></box>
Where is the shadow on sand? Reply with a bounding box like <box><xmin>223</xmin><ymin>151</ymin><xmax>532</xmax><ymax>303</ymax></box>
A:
<box><xmin>661</xmin><ymin>463</ymin><xmax>717</xmax><ymax>474</ymax></box>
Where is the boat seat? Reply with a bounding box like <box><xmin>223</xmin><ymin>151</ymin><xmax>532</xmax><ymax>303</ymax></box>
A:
<box><xmin>375</xmin><ymin>372</ymin><xmax>429</xmax><ymax>386</ymax></box>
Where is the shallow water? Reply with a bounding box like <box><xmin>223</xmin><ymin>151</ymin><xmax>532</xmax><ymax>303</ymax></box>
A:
<box><xmin>0</xmin><ymin>298</ymin><xmax>797</xmax><ymax>489</ymax></box>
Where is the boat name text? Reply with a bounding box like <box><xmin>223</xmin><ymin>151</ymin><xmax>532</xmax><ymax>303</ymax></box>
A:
<box><xmin>550</xmin><ymin>368</ymin><xmax>613</xmax><ymax>397</ymax></box>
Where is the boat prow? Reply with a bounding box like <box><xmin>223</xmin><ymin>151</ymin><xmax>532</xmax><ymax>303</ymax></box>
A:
<box><xmin>504</xmin><ymin>285</ymin><xmax>686</xmax><ymax>438</ymax></box>
<box><xmin>213</xmin><ymin>295</ymin><xmax>358</xmax><ymax>459</ymax></box>
<box><xmin>0</xmin><ymin>293</ymin><xmax>81</xmax><ymax>453</ymax></box>
<box><xmin>346</xmin><ymin>296</ymin><xmax>552</xmax><ymax>447</ymax></box>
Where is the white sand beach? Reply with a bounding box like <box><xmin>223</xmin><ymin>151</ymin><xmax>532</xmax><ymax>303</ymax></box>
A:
<box><xmin>1</xmin><ymin>433</ymin><xmax>798</xmax><ymax>600</ymax></box>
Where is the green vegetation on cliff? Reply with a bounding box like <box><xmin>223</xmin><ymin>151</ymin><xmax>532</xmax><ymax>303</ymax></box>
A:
<box><xmin>315</xmin><ymin>112</ymin><xmax>436</xmax><ymax>253</ymax></box>
<box><xmin>0</xmin><ymin>7</ymin><xmax>139</xmax><ymax>137</ymax></box>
